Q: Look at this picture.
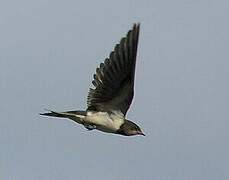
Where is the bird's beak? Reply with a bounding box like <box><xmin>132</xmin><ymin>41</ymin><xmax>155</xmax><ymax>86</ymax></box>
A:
<box><xmin>137</xmin><ymin>131</ymin><xmax>145</xmax><ymax>136</ymax></box>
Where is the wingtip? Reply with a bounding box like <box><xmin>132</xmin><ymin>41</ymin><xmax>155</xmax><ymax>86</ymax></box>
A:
<box><xmin>133</xmin><ymin>23</ymin><xmax>140</xmax><ymax>29</ymax></box>
<box><xmin>132</xmin><ymin>23</ymin><xmax>140</xmax><ymax>37</ymax></box>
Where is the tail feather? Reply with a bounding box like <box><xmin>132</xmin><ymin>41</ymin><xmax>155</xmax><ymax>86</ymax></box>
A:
<box><xmin>40</xmin><ymin>111</ymin><xmax>68</xmax><ymax>118</ymax></box>
<box><xmin>40</xmin><ymin>110</ymin><xmax>86</xmax><ymax>119</ymax></box>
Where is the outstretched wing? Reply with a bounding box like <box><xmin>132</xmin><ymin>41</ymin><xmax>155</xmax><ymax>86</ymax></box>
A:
<box><xmin>87</xmin><ymin>24</ymin><xmax>140</xmax><ymax>116</ymax></box>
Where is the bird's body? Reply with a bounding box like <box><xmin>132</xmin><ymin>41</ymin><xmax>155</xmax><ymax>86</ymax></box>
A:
<box><xmin>40</xmin><ymin>24</ymin><xmax>145</xmax><ymax>136</ymax></box>
<box><xmin>85</xmin><ymin>111</ymin><xmax>124</xmax><ymax>133</ymax></box>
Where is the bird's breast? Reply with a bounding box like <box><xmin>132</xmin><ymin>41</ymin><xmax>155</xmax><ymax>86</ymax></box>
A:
<box><xmin>85</xmin><ymin>111</ymin><xmax>124</xmax><ymax>133</ymax></box>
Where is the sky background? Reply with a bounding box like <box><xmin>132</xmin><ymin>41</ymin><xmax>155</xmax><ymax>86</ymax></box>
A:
<box><xmin>1</xmin><ymin>0</ymin><xmax>229</xmax><ymax>179</ymax></box>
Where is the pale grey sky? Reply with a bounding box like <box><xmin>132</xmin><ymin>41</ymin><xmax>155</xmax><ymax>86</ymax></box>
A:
<box><xmin>1</xmin><ymin>0</ymin><xmax>229</xmax><ymax>179</ymax></box>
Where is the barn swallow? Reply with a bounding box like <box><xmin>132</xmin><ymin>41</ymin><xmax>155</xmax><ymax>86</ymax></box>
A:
<box><xmin>40</xmin><ymin>23</ymin><xmax>145</xmax><ymax>136</ymax></box>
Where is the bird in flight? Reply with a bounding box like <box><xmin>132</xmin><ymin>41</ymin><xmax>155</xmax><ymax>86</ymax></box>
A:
<box><xmin>40</xmin><ymin>23</ymin><xmax>145</xmax><ymax>136</ymax></box>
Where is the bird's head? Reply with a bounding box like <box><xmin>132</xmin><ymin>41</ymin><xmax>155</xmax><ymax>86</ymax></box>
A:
<box><xmin>117</xmin><ymin>120</ymin><xmax>145</xmax><ymax>136</ymax></box>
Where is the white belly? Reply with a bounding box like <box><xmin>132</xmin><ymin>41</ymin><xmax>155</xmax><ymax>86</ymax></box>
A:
<box><xmin>84</xmin><ymin>111</ymin><xmax>124</xmax><ymax>133</ymax></box>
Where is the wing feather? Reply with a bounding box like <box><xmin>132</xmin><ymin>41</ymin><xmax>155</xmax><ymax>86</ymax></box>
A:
<box><xmin>87</xmin><ymin>24</ymin><xmax>140</xmax><ymax>115</ymax></box>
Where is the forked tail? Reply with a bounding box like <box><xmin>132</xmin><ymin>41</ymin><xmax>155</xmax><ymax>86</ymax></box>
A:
<box><xmin>40</xmin><ymin>109</ymin><xmax>87</xmax><ymax>124</ymax></box>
